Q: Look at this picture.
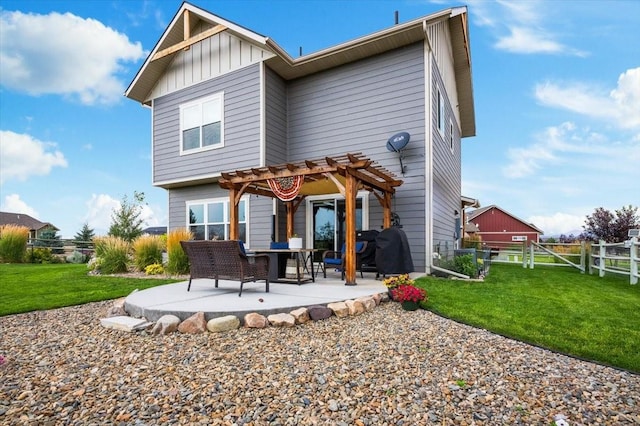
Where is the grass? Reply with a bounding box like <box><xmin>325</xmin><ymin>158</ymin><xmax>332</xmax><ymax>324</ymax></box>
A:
<box><xmin>415</xmin><ymin>263</ymin><xmax>640</xmax><ymax>372</ymax></box>
<box><xmin>0</xmin><ymin>263</ymin><xmax>181</xmax><ymax>316</ymax></box>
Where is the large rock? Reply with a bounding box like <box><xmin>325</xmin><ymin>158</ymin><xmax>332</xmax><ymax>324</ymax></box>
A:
<box><xmin>150</xmin><ymin>315</ymin><xmax>181</xmax><ymax>335</ymax></box>
<box><xmin>290</xmin><ymin>307</ymin><xmax>310</xmax><ymax>324</ymax></box>
<box><xmin>244</xmin><ymin>312</ymin><xmax>268</xmax><ymax>328</ymax></box>
<box><xmin>178</xmin><ymin>312</ymin><xmax>207</xmax><ymax>334</ymax></box>
<box><xmin>207</xmin><ymin>315</ymin><xmax>240</xmax><ymax>333</ymax></box>
<box><xmin>327</xmin><ymin>301</ymin><xmax>349</xmax><ymax>318</ymax></box>
<box><xmin>356</xmin><ymin>296</ymin><xmax>376</xmax><ymax>311</ymax></box>
<box><xmin>307</xmin><ymin>305</ymin><xmax>333</xmax><ymax>321</ymax></box>
<box><xmin>100</xmin><ymin>316</ymin><xmax>152</xmax><ymax>332</ymax></box>
<box><xmin>345</xmin><ymin>299</ymin><xmax>366</xmax><ymax>316</ymax></box>
<box><xmin>105</xmin><ymin>298</ymin><xmax>126</xmax><ymax>317</ymax></box>
<box><xmin>371</xmin><ymin>293</ymin><xmax>383</xmax><ymax>305</ymax></box>
<box><xmin>267</xmin><ymin>313</ymin><xmax>295</xmax><ymax>327</ymax></box>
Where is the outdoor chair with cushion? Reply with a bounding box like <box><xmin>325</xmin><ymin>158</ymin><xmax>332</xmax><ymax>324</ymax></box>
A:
<box><xmin>180</xmin><ymin>240</ymin><xmax>270</xmax><ymax>297</ymax></box>
<box><xmin>322</xmin><ymin>241</ymin><xmax>368</xmax><ymax>279</ymax></box>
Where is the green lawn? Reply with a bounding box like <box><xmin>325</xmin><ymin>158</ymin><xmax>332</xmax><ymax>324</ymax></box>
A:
<box><xmin>0</xmin><ymin>263</ymin><xmax>181</xmax><ymax>316</ymax></box>
<box><xmin>416</xmin><ymin>263</ymin><xmax>640</xmax><ymax>372</ymax></box>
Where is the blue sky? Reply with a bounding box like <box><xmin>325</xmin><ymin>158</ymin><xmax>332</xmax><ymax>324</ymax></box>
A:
<box><xmin>1</xmin><ymin>0</ymin><xmax>638</xmax><ymax>238</ymax></box>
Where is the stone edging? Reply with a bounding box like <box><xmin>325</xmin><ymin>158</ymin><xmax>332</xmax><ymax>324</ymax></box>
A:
<box><xmin>100</xmin><ymin>292</ymin><xmax>391</xmax><ymax>335</ymax></box>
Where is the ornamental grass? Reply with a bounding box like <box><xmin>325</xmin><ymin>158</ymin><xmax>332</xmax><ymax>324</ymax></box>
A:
<box><xmin>165</xmin><ymin>228</ymin><xmax>192</xmax><ymax>275</ymax></box>
<box><xmin>0</xmin><ymin>225</ymin><xmax>30</xmax><ymax>263</ymax></box>
<box><xmin>93</xmin><ymin>236</ymin><xmax>130</xmax><ymax>274</ymax></box>
<box><xmin>132</xmin><ymin>235</ymin><xmax>165</xmax><ymax>272</ymax></box>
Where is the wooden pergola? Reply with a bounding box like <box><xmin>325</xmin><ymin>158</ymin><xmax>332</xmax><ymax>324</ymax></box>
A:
<box><xmin>218</xmin><ymin>153</ymin><xmax>403</xmax><ymax>285</ymax></box>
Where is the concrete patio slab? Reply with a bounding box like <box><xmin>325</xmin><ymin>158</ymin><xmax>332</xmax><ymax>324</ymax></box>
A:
<box><xmin>124</xmin><ymin>272</ymin><xmax>387</xmax><ymax>322</ymax></box>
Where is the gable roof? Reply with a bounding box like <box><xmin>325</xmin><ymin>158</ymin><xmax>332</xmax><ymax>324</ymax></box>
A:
<box><xmin>125</xmin><ymin>2</ymin><xmax>475</xmax><ymax>137</ymax></box>
<box><xmin>0</xmin><ymin>211</ymin><xmax>59</xmax><ymax>232</ymax></box>
<box><xmin>467</xmin><ymin>205</ymin><xmax>544</xmax><ymax>234</ymax></box>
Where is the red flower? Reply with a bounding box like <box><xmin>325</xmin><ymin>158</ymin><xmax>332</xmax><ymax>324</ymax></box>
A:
<box><xmin>391</xmin><ymin>284</ymin><xmax>427</xmax><ymax>303</ymax></box>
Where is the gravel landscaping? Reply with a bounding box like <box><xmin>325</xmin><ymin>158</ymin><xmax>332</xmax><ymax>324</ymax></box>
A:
<box><xmin>1</xmin><ymin>300</ymin><xmax>638</xmax><ymax>425</ymax></box>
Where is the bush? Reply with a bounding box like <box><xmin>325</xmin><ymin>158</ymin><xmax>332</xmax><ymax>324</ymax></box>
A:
<box><xmin>453</xmin><ymin>253</ymin><xmax>478</xmax><ymax>278</ymax></box>
<box><xmin>26</xmin><ymin>247</ymin><xmax>55</xmax><ymax>264</ymax></box>
<box><xmin>93</xmin><ymin>236</ymin><xmax>130</xmax><ymax>274</ymax></box>
<box><xmin>165</xmin><ymin>228</ymin><xmax>192</xmax><ymax>275</ymax></box>
<box><xmin>0</xmin><ymin>225</ymin><xmax>29</xmax><ymax>263</ymax></box>
<box><xmin>66</xmin><ymin>250</ymin><xmax>88</xmax><ymax>264</ymax></box>
<box><xmin>132</xmin><ymin>235</ymin><xmax>165</xmax><ymax>271</ymax></box>
<box><xmin>145</xmin><ymin>263</ymin><xmax>165</xmax><ymax>275</ymax></box>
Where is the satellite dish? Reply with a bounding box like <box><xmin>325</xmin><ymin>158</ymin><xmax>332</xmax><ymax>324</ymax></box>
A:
<box><xmin>386</xmin><ymin>132</ymin><xmax>410</xmax><ymax>174</ymax></box>
<box><xmin>386</xmin><ymin>132</ymin><xmax>410</xmax><ymax>153</ymax></box>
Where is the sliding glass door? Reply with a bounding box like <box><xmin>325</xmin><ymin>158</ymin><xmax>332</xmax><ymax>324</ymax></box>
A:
<box><xmin>310</xmin><ymin>197</ymin><xmax>363</xmax><ymax>261</ymax></box>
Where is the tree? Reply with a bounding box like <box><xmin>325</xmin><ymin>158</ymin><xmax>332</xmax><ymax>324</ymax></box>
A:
<box><xmin>582</xmin><ymin>205</ymin><xmax>639</xmax><ymax>242</ymax></box>
<box><xmin>74</xmin><ymin>223</ymin><xmax>95</xmax><ymax>248</ymax></box>
<box><xmin>108</xmin><ymin>191</ymin><xmax>146</xmax><ymax>242</ymax></box>
<box><xmin>35</xmin><ymin>228</ymin><xmax>64</xmax><ymax>254</ymax></box>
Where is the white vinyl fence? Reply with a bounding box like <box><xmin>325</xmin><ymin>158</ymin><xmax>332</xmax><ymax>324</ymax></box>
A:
<box><xmin>590</xmin><ymin>237</ymin><xmax>639</xmax><ymax>285</ymax></box>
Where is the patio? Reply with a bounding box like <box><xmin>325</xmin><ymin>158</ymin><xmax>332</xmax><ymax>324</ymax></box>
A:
<box><xmin>124</xmin><ymin>269</ymin><xmax>387</xmax><ymax>322</ymax></box>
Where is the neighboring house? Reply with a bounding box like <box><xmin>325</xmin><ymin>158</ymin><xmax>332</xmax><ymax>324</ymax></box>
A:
<box><xmin>125</xmin><ymin>2</ymin><xmax>476</xmax><ymax>273</ymax></box>
<box><xmin>467</xmin><ymin>205</ymin><xmax>544</xmax><ymax>245</ymax></box>
<box><xmin>0</xmin><ymin>211</ymin><xmax>59</xmax><ymax>240</ymax></box>
<box><xmin>142</xmin><ymin>226</ymin><xmax>168</xmax><ymax>236</ymax></box>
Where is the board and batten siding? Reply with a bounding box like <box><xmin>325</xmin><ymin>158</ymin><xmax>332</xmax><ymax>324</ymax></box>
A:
<box><xmin>149</xmin><ymin>20</ymin><xmax>274</xmax><ymax>102</ymax></box>
<box><xmin>152</xmin><ymin>64</ymin><xmax>262</xmax><ymax>185</ymax></box>
<box><xmin>286</xmin><ymin>43</ymin><xmax>427</xmax><ymax>270</ymax></box>
<box><xmin>167</xmin><ymin>184</ymin><xmax>272</xmax><ymax>249</ymax></box>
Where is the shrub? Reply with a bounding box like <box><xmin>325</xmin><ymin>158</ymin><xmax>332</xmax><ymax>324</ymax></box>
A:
<box><xmin>165</xmin><ymin>228</ymin><xmax>192</xmax><ymax>275</ymax></box>
<box><xmin>93</xmin><ymin>236</ymin><xmax>130</xmax><ymax>274</ymax></box>
<box><xmin>26</xmin><ymin>247</ymin><xmax>54</xmax><ymax>264</ymax></box>
<box><xmin>66</xmin><ymin>250</ymin><xmax>88</xmax><ymax>264</ymax></box>
<box><xmin>0</xmin><ymin>225</ymin><xmax>29</xmax><ymax>263</ymax></box>
<box><xmin>132</xmin><ymin>235</ymin><xmax>165</xmax><ymax>271</ymax></box>
<box><xmin>145</xmin><ymin>263</ymin><xmax>165</xmax><ymax>275</ymax></box>
<box><xmin>454</xmin><ymin>254</ymin><xmax>478</xmax><ymax>278</ymax></box>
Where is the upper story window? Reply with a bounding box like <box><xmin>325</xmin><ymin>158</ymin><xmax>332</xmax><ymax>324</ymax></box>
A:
<box><xmin>437</xmin><ymin>89</ymin><xmax>445</xmax><ymax>136</ymax></box>
<box><xmin>449</xmin><ymin>118</ymin><xmax>454</xmax><ymax>153</ymax></box>
<box><xmin>180</xmin><ymin>92</ymin><xmax>224</xmax><ymax>154</ymax></box>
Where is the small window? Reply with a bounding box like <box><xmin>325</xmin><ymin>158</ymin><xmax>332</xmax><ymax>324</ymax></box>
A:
<box><xmin>187</xmin><ymin>197</ymin><xmax>247</xmax><ymax>242</ymax></box>
<box><xmin>437</xmin><ymin>89</ymin><xmax>445</xmax><ymax>135</ymax></box>
<box><xmin>449</xmin><ymin>118</ymin><xmax>454</xmax><ymax>153</ymax></box>
<box><xmin>180</xmin><ymin>93</ymin><xmax>224</xmax><ymax>154</ymax></box>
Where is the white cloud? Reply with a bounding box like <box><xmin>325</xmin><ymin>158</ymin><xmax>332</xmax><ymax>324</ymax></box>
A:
<box><xmin>536</xmin><ymin>67</ymin><xmax>640</xmax><ymax>130</ymax></box>
<box><xmin>0</xmin><ymin>10</ymin><xmax>145</xmax><ymax>105</ymax></box>
<box><xmin>83</xmin><ymin>193</ymin><xmax>161</xmax><ymax>236</ymax></box>
<box><xmin>527</xmin><ymin>212</ymin><xmax>585</xmax><ymax>236</ymax></box>
<box><xmin>468</xmin><ymin>0</ymin><xmax>586</xmax><ymax>56</ymax></box>
<box><xmin>0</xmin><ymin>130</ymin><xmax>68</xmax><ymax>184</ymax></box>
<box><xmin>0</xmin><ymin>194</ymin><xmax>39</xmax><ymax>218</ymax></box>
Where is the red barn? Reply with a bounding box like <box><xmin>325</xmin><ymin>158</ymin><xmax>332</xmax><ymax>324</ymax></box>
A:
<box><xmin>467</xmin><ymin>205</ymin><xmax>543</xmax><ymax>245</ymax></box>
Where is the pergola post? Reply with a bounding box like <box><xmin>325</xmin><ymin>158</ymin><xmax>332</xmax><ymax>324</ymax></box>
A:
<box><xmin>383</xmin><ymin>192</ymin><xmax>392</xmax><ymax>229</ymax></box>
<box><xmin>285</xmin><ymin>201</ymin><xmax>295</xmax><ymax>239</ymax></box>
<box><xmin>344</xmin><ymin>171</ymin><xmax>357</xmax><ymax>285</ymax></box>
<box><xmin>229</xmin><ymin>187</ymin><xmax>239</xmax><ymax>240</ymax></box>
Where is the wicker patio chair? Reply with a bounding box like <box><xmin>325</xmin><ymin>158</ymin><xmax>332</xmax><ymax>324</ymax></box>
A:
<box><xmin>180</xmin><ymin>240</ymin><xmax>270</xmax><ymax>297</ymax></box>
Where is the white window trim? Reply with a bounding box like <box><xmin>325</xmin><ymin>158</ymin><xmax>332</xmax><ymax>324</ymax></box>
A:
<box><xmin>185</xmin><ymin>195</ymin><xmax>249</xmax><ymax>244</ymax></box>
<box><xmin>179</xmin><ymin>92</ymin><xmax>225</xmax><ymax>155</ymax></box>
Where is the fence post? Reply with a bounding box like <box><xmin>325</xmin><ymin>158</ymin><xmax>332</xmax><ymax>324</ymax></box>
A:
<box><xmin>598</xmin><ymin>240</ymin><xmax>606</xmax><ymax>278</ymax></box>
<box><xmin>529</xmin><ymin>242</ymin><xmax>534</xmax><ymax>269</ymax></box>
<box><xmin>522</xmin><ymin>241</ymin><xmax>527</xmax><ymax>268</ymax></box>
<box><xmin>631</xmin><ymin>236</ymin><xmax>638</xmax><ymax>285</ymax></box>
<box><xmin>580</xmin><ymin>241</ymin><xmax>586</xmax><ymax>274</ymax></box>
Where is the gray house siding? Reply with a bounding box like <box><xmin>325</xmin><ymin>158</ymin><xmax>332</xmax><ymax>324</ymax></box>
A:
<box><xmin>264</xmin><ymin>66</ymin><xmax>288</xmax><ymax>166</ymax></box>
<box><xmin>431</xmin><ymin>60</ymin><xmax>461</xmax><ymax>259</ymax></box>
<box><xmin>168</xmin><ymin>184</ymin><xmax>272</xmax><ymax>249</ymax></box>
<box><xmin>286</xmin><ymin>43</ymin><xmax>427</xmax><ymax>270</ymax></box>
<box><xmin>153</xmin><ymin>64</ymin><xmax>262</xmax><ymax>185</ymax></box>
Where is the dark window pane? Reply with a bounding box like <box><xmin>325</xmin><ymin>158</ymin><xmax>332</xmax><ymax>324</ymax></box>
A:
<box><xmin>208</xmin><ymin>224</ymin><xmax>225</xmax><ymax>240</ymax></box>
<box><xmin>183</xmin><ymin>127</ymin><xmax>200</xmax><ymax>150</ymax></box>
<box><xmin>202</xmin><ymin>122</ymin><xmax>220</xmax><ymax>147</ymax></box>
<box><xmin>190</xmin><ymin>225</ymin><xmax>205</xmax><ymax>240</ymax></box>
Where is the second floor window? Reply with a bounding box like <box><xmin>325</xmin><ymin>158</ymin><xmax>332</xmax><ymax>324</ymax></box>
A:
<box><xmin>180</xmin><ymin>92</ymin><xmax>224</xmax><ymax>154</ymax></box>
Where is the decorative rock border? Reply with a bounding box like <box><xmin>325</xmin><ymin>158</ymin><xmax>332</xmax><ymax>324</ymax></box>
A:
<box><xmin>100</xmin><ymin>292</ymin><xmax>391</xmax><ymax>335</ymax></box>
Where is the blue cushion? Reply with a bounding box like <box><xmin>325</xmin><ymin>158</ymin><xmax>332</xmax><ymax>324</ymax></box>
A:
<box><xmin>270</xmin><ymin>241</ymin><xmax>289</xmax><ymax>249</ymax></box>
<box><xmin>355</xmin><ymin>241</ymin><xmax>365</xmax><ymax>252</ymax></box>
<box><xmin>238</xmin><ymin>241</ymin><xmax>246</xmax><ymax>255</ymax></box>
<box><xmin>324</xmin><ymin>258</ymin><xmax>342</xmax><ymax>265</ymax></box>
